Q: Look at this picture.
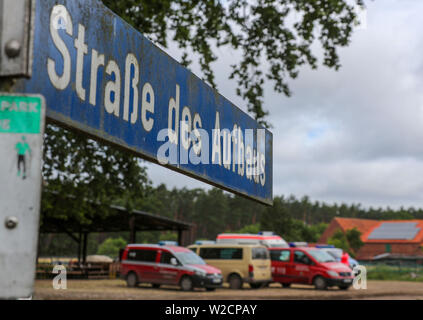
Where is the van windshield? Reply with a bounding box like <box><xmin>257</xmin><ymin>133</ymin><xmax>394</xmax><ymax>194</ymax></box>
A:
<box><xmin>174</xmin><ymin>251</ymin><xmax>206</xmax><ymax>265</ymax></box>
<box><xmin>325</xmin><ymin>249</ymin><xmax>342</xmax><ymax>259</ymax></box>
<box><xmin>307</xmin><ymin>250</ymin><xmax>337</xmax><ymax>263</ymax></box>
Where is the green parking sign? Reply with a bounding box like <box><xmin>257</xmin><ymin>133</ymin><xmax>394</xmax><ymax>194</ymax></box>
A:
<box><xmin>0</xmin><ymin>94</ymin><xmax>43</xmax><ymax>134</ymax></box>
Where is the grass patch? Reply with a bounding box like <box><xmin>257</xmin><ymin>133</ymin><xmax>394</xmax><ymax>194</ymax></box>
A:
<box><xmin>365</xmin><ymin>265</ymin><xmax>423</xmax><ymax>282</ymax></box>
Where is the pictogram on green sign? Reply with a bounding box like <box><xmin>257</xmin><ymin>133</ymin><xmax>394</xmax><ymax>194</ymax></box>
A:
<box><xmin>0</xmin><ymin>95</ymin><xmax>42</xmax><ymax>134</ymax></box>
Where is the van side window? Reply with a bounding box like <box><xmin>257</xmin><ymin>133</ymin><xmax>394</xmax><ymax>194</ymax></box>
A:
<box><xmin>200</xmin><ymin>248</ymin><xmax>243</xmax><ymax>260</ymax></box>
<box><xmin>127</xmin><ymin>249</ymin><xmax>157</xmax><ymax>262</ymax></box>
<box><xmin>294</xmin><ymin>251</ymin><xmax>312</xmax><ymax>265</ymax></box>
<box><xmin>270</xmin><ymin>250</ymin><xmax>290</xmax><ymax>262</ymax></box>
<box><xmin>160</xmin><ymin>251</ymin><xmax>174</xmax><ymax>264</ymax></box>
<box><xmin>252</xmin><ymin>247</ymin><xmax>269</xmax><ymax>259</ymax></box>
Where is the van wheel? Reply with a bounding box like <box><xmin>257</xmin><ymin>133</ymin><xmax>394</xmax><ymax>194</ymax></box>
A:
<box><xmin>152</xmin><ymin>284</ymin><xmax>161</xmax><ymax>289</ymax></box>
<box><xmin>126</xmin><ymin>272</ymin><xmax>138</xmax><ymax>288</ymax></box>
<box><xmin>180</xmin><ymin>276</ymin><xmax>194</xmax><ymax>291</ymax></box>
<box><xmin>282</xmin><ymin>283</ymin><xmax>291</xmax><ymax>288</ymax></box>
<box><xmin>313</xmin><ymin>276</ymin><xmax>327</xmax><ymax>290</ymax></box>
<box><xmin>228</xmin><ymin>274</ymin><xmax>243</xmax><ymax>290</ymax></box>
<box><xmin>338</xmin><ymin>285</ymin><xmax>350</xmax><ymax>290</ymax></box>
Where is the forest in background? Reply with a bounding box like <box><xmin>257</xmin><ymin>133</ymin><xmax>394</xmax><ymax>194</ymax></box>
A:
<box><xmin>38</xmin><ymin>182</ymin><xmax>423</xmax><ymax>258</ymax></box>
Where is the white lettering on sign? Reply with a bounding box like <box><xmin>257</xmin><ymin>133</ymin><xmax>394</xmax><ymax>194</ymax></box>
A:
<box><xmin>123</xmin><ymin>53</ymin><xmax>139</xmax><ymax>124</ymax></box>
<box><xmin>104</xmin><ymin>60</ymin><xmax>121</xmax><ymax>117</ymax></box>
<box><xmin>74</xmin><ymin>24</ymin><xmax>88</xmax><ymax>101</ymax></box>
<box><xmin>47</xmin><ymin>5</ymin><xmax>73</xmax><ymax>90</ymax></box>
<box><xmin>89</xmin><ymin>49</ymin><xmax>105</xmax><ymax>106</ymax></box>
<box><xmin>1</xmin><ymin>101</ymin><xmax>38</xmax><ymax>113</ymax></box>
<box><xmin>168</xmin><ymin>84</ymin><xmax>180</xmax><ymax>145</ymax></box>
<box><xmin>46</xmin><ymin>4</ymin><xmax>267</xmax><ymax>188</ymax></box>
<box><xmin>141</xmin><ymin>82</ymin><xmax>155</xmax><ymax>132</ymax></box>
<box><xmin>212</xmin><ymin>112</ymin><xmax>221</xmax><ymax>165</ymax></box>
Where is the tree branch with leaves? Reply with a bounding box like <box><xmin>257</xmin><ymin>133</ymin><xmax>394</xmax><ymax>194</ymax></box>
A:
<box><xmin>103</xmin><ymin>0</ymin><xmax>364</xmax><ymax>126</ymax></box>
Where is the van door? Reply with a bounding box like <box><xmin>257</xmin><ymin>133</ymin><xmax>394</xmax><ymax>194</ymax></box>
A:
<box><xmin>250</xmin><ymin>247</ymin><xmax>271</xmax><ymax>281</ymax></box>
<box><xmin>199</xmin><ymin>247</ymin><xmax>243</xmax><ymax>281</ymax></box>
<box><xmin>157</xmin><ymin>251</ymin><xmax>180</xmax><ymax>285</ymax></box>
<box><xmin>292</xmin><ymin>250</ymin><xmax>313</xmax><ymax>283</ymax></box>
<box><xmin>269</xmin><ymin>249</ymin><xmax>294</xmax><ymax>283</ymax></box>
<box><xmin>127</xmin><ymin>248</ymin><xmax>159</xmax><ymax>283</ymax></box>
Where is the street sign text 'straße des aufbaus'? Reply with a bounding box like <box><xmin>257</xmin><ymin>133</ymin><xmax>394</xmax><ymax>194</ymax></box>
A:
<box><xmin>18</xmin><ymin>0</ymin><xmax>273</xmax><ymax>204</ymax></box>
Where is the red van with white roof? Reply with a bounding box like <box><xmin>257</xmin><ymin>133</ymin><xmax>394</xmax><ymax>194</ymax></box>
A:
<box><xmin>120</xmin><ymin>244</ymin><xmax>223</xmax><ymax>291</ymax></box>
<box><xmin>269</xmin><ymin>247</ymin><xmax>354</xmax><ymax>290</ymax></box>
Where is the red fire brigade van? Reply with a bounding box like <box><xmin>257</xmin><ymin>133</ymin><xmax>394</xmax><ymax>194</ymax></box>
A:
<box><xmin>120</xmin><ymin>244</ymin><xmax>223</xmax><ymax>291</ymax></box>
<box><xmin>269</xmin><ymin>247</ymin><xmax>354</xmax><ymax>290</ymax></box>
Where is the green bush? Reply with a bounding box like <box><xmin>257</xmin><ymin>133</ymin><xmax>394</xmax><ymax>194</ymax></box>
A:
<box><xmin>159</xmin><ymin>231</ymin><xmax>178</xmax><ymax>242</ymax></box>
<box><xmin>237</xmin><ymin>223</ymin><xmax>261</xmax><ymax>234</ymax></box>
<box><xmin>327</xmin><ymin>228</ymin><xmax>363</xmax><ymax>257</ymax></box>
<box><xmin>346</xmin><ymin>228</ymin><xmax>364</xmax><ymax>252</ymax></box>
<box><xmin>328</xmin><ymin>230</ymin><xmax>352</xmax><ymax>255</ymax></box>
<box><xmin>97</xmin><ymin>237</ymin><xmax>127</xmax><ymax>258</ymax></box>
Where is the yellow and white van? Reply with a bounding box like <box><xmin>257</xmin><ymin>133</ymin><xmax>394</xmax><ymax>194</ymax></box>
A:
<box><xmin>188</xmin><ymin>243</ymin><xmax>272</xmax><ymax>289</ymax></box>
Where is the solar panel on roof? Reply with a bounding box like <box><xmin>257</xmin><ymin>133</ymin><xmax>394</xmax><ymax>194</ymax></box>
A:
<box><xmin>367</xmin><ymin>222</ymin><xmax>420</xmax><ymax>240</ymax></box>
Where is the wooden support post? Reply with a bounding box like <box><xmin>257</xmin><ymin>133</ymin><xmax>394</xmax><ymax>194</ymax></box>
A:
<box><xmin>77</xmin><ymin>232</ymin><xmax>81</xmax><ymax>263</ymax></box>
<box><xmin>82</xmin><ymin>233</ymin><xmax>88</xmax><ymax>264</ymax></box>
<box><xmin>177</xmin><ymin>229</ymin><xmax>183</xmax><ymax>246</ymax></box>
<box><xmin>129</xmin><ymin>216</ymin><xmax>136</xmax><ymax>243</ymax></box>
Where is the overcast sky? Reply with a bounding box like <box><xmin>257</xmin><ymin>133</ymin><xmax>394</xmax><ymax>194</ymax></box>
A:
<box><xmin>145</xmin><ymin>0</ymin><xmax>423</xmax><ymax>209</ymax></box>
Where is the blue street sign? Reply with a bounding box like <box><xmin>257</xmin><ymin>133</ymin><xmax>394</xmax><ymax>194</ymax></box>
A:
<box><xmin>18</xmin><ymin>0</ymin><xmax>273</xmax><ymax>204</ymax></box>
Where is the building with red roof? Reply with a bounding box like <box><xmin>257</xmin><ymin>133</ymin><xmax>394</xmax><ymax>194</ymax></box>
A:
<box><xmin>319</xmin><ymin>217</ymin><xmax>423</xmax><ymax>260</ymax></box>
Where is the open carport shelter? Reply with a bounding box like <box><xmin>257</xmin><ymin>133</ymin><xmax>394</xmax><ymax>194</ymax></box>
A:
<box><xmin>39</xmin><ymin>203</ymin><xmax>194</xmax><ymax>264</ymax></box>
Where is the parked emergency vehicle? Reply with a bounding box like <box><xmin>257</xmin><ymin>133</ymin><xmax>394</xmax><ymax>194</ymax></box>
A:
<box><xmin>189</xmin><ymin>243</ymin><xmax>272</xmax><ymax>289</ymax></box>
<box><xmin>269</xmin><ymin>247</ymin><xmax>354</xmax><ymax>290</ymax></box>
<box><xmin>120</xmin><ymin>244</ymin><xmax>223</xmax><ymax>291</ymax></box>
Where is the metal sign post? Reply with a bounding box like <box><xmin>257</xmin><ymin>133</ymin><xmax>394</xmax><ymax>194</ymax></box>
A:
<box><xmin>0</xmin><ymin>0</ymin><xmax>34</xmax><ymax>77</ymax></box>
<box><xmin>0</xmin><ymin>93</ymin><xmax>45</xmax><ymax>299</ymax></box>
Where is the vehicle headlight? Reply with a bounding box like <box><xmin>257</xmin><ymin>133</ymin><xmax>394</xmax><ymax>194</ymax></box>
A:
<box><xmin>195</xmin><ymin>270</ymin><xmax>206</xmax><ymax>277</ymax></box>
<box><xmin>327</xmin><ymin>270</ymin><xmax>339</xmax><ymax>277</ymax></box>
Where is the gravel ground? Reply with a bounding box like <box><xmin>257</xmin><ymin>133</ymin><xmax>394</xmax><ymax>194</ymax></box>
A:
<box><xmin>33</xmin><ymin>279</ymin><xmax>423</xmax><ymax>300</ymax></box>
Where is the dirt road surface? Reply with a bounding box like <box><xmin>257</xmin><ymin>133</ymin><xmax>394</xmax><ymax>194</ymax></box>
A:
<box><xmin>33</xmin><ymin>279</ymin><xmax>423</xmax><ymax>300</ymax></box>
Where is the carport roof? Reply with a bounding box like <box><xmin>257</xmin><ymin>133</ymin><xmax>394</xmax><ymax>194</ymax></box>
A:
<box><xmin>40</xmin><ymin>204</ymin><xmax>192</xmax><ymax>234</ymax></box>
